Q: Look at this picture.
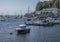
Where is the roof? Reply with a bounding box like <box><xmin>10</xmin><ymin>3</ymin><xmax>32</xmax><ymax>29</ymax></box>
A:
<box><xmin>19</xmin><ymin>24</ymin><xmax>26</xmax><ymax>27</ymax></box>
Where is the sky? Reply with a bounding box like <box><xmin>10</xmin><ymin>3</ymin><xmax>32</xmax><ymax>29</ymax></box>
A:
<box><xmin>0</xmin><ymin>0</ymin><xmax>48</xmax><ymax>15</ymax></box>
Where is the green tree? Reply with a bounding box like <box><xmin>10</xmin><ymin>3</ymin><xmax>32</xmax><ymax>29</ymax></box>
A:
<box><xmin>36</xmin><ymin>0</ymin><xmax>60</xmax><ymax>11</ymax></box>
<box><xmin>52</xmin><ymin>0</ymin><xmax>60</xmax><ymax>8</ymax></box>
<box><xmin>36</xmin><ymin>1</ymin><xmax>50</xmax><ymax>11</ymax></box>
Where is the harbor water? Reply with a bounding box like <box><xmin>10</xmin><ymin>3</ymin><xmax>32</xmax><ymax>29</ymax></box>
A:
<box><xmin>0</xmin><ymin>17</ymin><xmax>60</xmax><ymax>42</ymax></box>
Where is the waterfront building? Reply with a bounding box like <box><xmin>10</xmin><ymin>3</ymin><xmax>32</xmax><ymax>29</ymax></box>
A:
<box><xmin>35</xmin><ymin>8</ymin><xmax>60</xmax><ymax>18</ymax></box>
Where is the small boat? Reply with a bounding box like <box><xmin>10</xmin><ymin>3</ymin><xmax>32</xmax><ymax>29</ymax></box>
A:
<box><xmin>46</xmin><ymin>17</ymin><xmax>60</xmax><ymax>24</ymax></box>
<box><xmin>30</xmin><ymin>19</ymin><xmax>53</xmax><ymax>26</ymax></box>
<box><xmin>53</xmin><ymin>18</ymin><xmax>60</xmax><ymax>24</ymax></box>
<box><xmin>16</xmin><ymin>24</ymin><xmax>30</xmax><ymax>34</ymax></box>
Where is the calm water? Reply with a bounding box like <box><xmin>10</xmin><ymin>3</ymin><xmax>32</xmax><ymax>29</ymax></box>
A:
<box><xmin>0</xmin><ymin>18</ymin><xmax>60</xmax><ymax>42</ymax></box>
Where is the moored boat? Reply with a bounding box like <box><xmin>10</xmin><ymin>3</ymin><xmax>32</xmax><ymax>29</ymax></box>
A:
<box><xmin>33</xmin><ymin>20</ymin><xmax>53</xmax><ymax>26</ymax></box>
<box><xmin>16</xmin><ymin>24</ymin><xmax>30</xmax><ymax>34</ymax></box>
<box><xmin>47</xmin><ymin>17</ymin><xmax>60</xmax><ymax>24</ymax></box>
<box><xmin>53</xmin><ymin>18</ymin><xmax>60</xmax><ymax>24</ymax></box>
<box><xmin>27</xmin><ymin>19</ymin><xmax>53</xmax><ymax>26</ymax></box>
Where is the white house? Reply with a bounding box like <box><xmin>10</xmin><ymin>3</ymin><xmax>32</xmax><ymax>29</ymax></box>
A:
<box><xmin>35</xmin><ymin>8</ymin><xmax>60</xmax><ymax>17</ymax></box>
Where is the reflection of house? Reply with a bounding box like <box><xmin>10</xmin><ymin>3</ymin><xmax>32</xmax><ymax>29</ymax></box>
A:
<box><xmin>36</xmin><ymin>8</ymin><xmax>60</xmax><ymax>18</ymax></box>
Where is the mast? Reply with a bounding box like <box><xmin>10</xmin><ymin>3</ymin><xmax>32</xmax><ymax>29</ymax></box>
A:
<box><xmin>28</xmin><ymin>6</ymin><xmax>30</xmax><ymax>14</ymax></box>
<box><xmin>20</xmin><ymin>10</ymin><xmax>22</xmax><ymax>18</ymax></box>
<box><xmin>38</xmin><ymin>0</ymin><xmax>40</xmax><ymax>10</ymax></box>
<box><xmin>21</xmin><ymin>10</ymin><xmax>22</xmax><ymax>15</ymax></box>
<box><xmin>59</xmin><ymin>0</ymin><xmax>60</xmax><ymax>8</ymax></box>
<box><xmin>38</xmin><ymin>0</ymin><xmax>40</xmax><ymax>2</ymax></box>
<box><xmin>49</xmin><ymin>0</ymin><xmax>51</xmax><ymax>8</ymax></box>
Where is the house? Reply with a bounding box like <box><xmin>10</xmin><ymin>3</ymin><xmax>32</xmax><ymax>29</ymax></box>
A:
<box><xmin>35</xmin><ymin>8</ymin><xmax>60</xmax><ymax>18</ymax></box>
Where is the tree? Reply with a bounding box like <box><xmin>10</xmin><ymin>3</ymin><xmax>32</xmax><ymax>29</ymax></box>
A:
<box><xmin>36</xmin><ymin>1</ymin><xmax>50</xmax><ymax>11</ymax></box>
<box><xmin>36</xmin><ymin>0</ymin><xmax>60</xmax><ymax>11</ymax></box>
<box><xmin>52</xmin><ymin>0</ymin><xmax>60</xmax><ymax>8</ymax></box>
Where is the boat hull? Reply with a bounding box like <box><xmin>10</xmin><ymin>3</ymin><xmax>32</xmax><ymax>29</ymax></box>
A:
<box><xmin>16</xmin><ymin>28</ymin><xmax>30</xmax><ymax>34</ymax></box>
<box><xmin>26</xmin><ymin>22</ymin><xmax>53</xmax><ymax>26</ymax></box>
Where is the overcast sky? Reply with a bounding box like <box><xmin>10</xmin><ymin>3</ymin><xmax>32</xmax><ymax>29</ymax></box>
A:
<box><xmin>0</xmin><ymin>0</ymin><xmax>48</xmax><ymax>15</ymax></box>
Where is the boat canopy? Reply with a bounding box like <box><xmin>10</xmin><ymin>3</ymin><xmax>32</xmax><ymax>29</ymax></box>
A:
<box><xmin>19</xmin><ymin>24</ymin><xmax>26</xmax><ymax>27</ymax></box>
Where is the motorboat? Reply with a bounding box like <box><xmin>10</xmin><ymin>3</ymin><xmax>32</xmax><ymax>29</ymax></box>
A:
<box><xmin>16</xmin><ymin>24</ymin><xmax>30</xmax><ymax>34</ymax></box>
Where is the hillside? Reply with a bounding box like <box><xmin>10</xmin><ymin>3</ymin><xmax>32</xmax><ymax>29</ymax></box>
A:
<box><xmin>36</xmin><ymin>0</ymin><xmax>60</xmax><ymax>11</ymax></box>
